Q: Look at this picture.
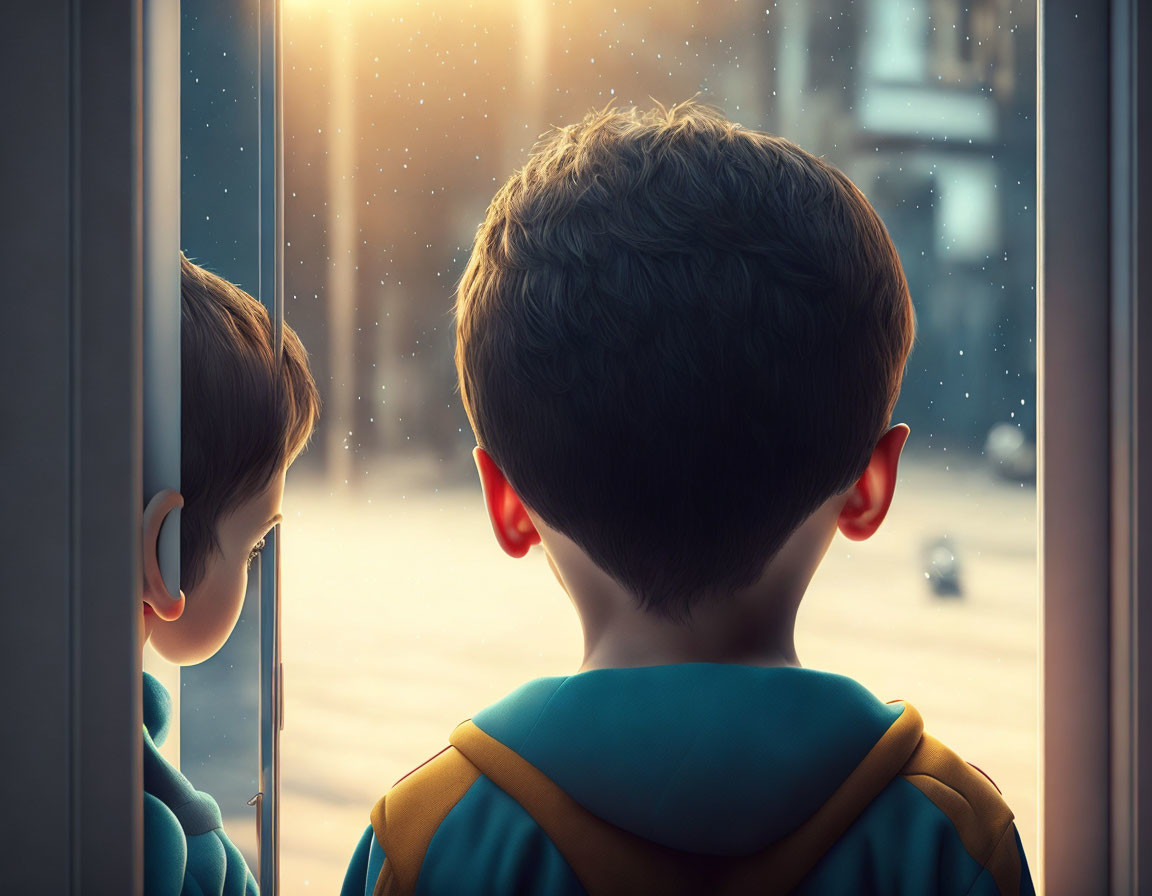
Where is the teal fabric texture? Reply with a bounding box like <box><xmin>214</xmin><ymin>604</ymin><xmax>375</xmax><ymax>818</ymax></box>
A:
<box><xmin>470</xmin><ymin>665</ymin><xmax>902</xmax><ymax>853</ymax></box>
<box><xmin>143</xmin><ymin>672</ymin><xmax>259</xmax><ymax>896</ymax></box>
<box><xmin>340</xmin><ymin>826</ymin><xmax>376</xmax><ymax>896</ymax></box>
<box><xmin>344</xmin><ymin>664</ymin><xmax>1035</xmax><ymax>895</ymax></box>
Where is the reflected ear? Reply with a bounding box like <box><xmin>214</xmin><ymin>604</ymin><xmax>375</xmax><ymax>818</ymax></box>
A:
<box><xmin>473</xmin><ymin>447</ymin><xmax>541</xmax><ymax>558</ymax></box>
<box><xmin>837</xmin><ymin>424</ymin><xmax>910</xmax><ymax>542</ymax></box>
<box><xmin>142</xmin><ymin>489</ymin><xmax>186</xmax><ymax>621</ymax></box>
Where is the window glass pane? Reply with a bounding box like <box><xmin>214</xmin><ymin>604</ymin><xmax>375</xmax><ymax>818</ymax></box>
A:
<box><xmin>281</xmin><ymin>0</ymin><xmax>1037</xmax><ymax>888</ymax></box>
<box><xmin>140</xmin><ymin>0</ymin><xmax>265</xmax><ymax>874</ymax></box>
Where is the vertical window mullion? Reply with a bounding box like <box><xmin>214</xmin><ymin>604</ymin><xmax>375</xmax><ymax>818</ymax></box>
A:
<box><xmin>1039</xmin><ymin>0</ymin><xmax>1112</xmax><ymax>890</ymax></box>
<box><xmin>257</xmin><ymin>0</ymin><xmax>284</xmax><ymax>889</ymax></box>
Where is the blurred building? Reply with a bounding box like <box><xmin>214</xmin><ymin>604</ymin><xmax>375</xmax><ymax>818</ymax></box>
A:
<box><xmin>283</xmin><ymin>0</ymin><xmax>1037</xmax><ymax>479</ymax></box>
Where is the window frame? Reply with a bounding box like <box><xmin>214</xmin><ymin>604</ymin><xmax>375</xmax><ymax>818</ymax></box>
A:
<box><xmin>0</xmin><ymin>0</ymin><xmax>146</xmax><ymax>892</ymax></box>
<box><xmin>1104</xmin><ymin>0</ymin><xmax>1152</xmax><ymax>886</ymax></box>
<box><xmin>1039</xmin><ymin>0</ymin><xmax>1152</xmax><ymax>891</ymax></box>
<box><xmin>256</xmin><ymin>0</ymin><xmax>285</xmax><ymax>889</ymax></box>
<box><xmin>5</xmin><ymin>0</ymin><xmax>1152</xmax><ymax>890</ymax></box>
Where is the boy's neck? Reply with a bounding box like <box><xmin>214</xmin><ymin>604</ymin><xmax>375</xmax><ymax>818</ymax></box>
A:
<box><xmin>532</xmin><ymin>501</ymin><xmax>842</xmax><ymax>674</ymax></box>
<box><xmin>576</xmin><ymin>598</ymin><xmax>803</xmax><ymax>672</ymax></box>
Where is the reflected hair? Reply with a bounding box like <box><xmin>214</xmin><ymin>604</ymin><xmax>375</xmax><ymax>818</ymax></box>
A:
<box><xmin>455</xmin><ymin>100</ymin><xmax>915</xmax><ymax>620</ymax></box>
<box><xmin>180</xmin><ymin>254</ymin><xmax>321</xmax><ymax>593</ymax></box>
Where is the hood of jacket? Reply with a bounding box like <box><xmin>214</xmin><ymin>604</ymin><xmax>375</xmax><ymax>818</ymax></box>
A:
<box><xmin>470</xmin><ymin>663</ymin><xmax>907</xmax><ymax>856</ymax></box>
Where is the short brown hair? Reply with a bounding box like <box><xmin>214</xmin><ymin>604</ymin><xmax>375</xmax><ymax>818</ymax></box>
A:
<box><xmin>180</xmin><ymin>254</ymin><xmax>320</xmax><ymax>592</ymax></box>
<box><xmin>455</xmin><ymin>101</ymin><xmax>915</xmax><ymax>620</ymax></box>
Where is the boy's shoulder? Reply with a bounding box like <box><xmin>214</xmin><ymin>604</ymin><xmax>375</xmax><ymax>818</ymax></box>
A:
<box><xmin>355</xmin><ymin>665</ymin><xmax>1032</xmax><ymax>896</ymax></box>
<box><xmin>898</xmin><ymin>731</ymin><xmax>1019</xmax><ymax>873</ymax></box>
<box><xmin>142</xmin><ymin>673</ymin><xmax>259</xmax><ymax>896</ymax></box>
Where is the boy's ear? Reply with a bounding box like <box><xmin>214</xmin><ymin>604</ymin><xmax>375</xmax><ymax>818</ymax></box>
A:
<box><xmin>473</xmin><ymin>447</ymin><xmax>541</xmax><ymax>558</ymax></box>
<box><xmin>142</xmin><ymin>489</ymin><xmax>186</xmax><ymax>621</ymax></box>
<box><xmin>837</xmin><ymin>424</ymin><xmax>910</xmax><ymax>542</ymax></box>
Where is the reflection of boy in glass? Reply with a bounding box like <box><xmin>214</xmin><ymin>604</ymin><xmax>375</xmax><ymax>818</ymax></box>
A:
<box><xmin>141</xmin><ymin>255</ymin><xmax>320</xmax><ymax>895</ymax></box>
<box><xmin>342</xmin><ymin>101</ymin><xmax>1034</xmax><ymax>895</ymax></box>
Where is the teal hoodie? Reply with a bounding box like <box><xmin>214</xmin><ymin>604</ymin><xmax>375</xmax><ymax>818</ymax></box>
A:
<box><xmin>143</xmin><ymin>672</ymin><xmax>259</xmax><ymax>896</ymax></box>
<box><xmin>342</xmin><ymin>664</ymin><xmax>1034</xmax><ymax>895</ymax></box>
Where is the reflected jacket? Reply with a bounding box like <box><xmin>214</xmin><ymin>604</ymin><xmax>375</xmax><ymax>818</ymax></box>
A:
<box><xmin>143</xmin><ymin>672</ymin><xmax>259</xmax><ymax>896</ymax></box>
<box><xmin>341</xmin><ymin>663</ymin><xmax>1035</xmax><ymax>895</ymax></box>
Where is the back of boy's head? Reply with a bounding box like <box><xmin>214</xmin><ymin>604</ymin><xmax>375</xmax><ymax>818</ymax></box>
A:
<box><xmin>179</xmin><ymin>254</ymin><xmax>321</xmax><ymax>593</ymax></box>
<box><xmin>455</xmin><ymin>100</ymin><xmax>915</xmax><ymax>620</ymax></box>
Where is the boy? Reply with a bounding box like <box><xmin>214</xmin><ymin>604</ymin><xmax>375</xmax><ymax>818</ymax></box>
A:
<box><xmin>342</xmin><ymin>101</ymin><xmax>1034</xmax><ymax>894</ymax></box>
<box><xmin>140</xmin><ymin>254</ymin><xmax>320</xmax><ymax>895</ymax></box>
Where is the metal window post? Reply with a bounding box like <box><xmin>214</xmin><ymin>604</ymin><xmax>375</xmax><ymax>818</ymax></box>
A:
<box><xmin>257</xmin><ymin>0</ymin><xmax>284</xmax><ymax>889</ymax></box>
